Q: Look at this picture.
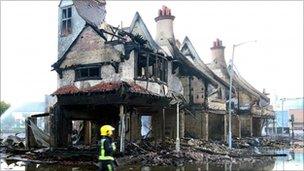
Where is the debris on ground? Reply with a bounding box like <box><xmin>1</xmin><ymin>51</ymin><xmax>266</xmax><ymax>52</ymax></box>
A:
<box><xmin>119</xmin><ymin>137</ymin><xmax>281</xmax><ymax>167</ymax></box>
<box><xmin>1</xmin><ymin>133</ymin><xmax>26</xmax><ymax>154</ymax></box>
<box><xmin>1</xmin><ymin>136</ymin><xmax>302</xmax><ymax>167</ymax></box>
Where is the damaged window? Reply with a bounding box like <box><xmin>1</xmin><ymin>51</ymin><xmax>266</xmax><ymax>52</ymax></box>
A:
<box><xmin>61</xmin><ymin>7</ymin><xmax>72</xmax><ymax>36</ymax></box>
<box><xmin>75</xmin><ymin>66</ymin><xmax>101</xmax><ymax>81</ymax></box>
<box><xmin>141</xmin><ymin>115</ymin><xmax>152</xmax><ymax>139</ymax></box>
<box><xmin>136</xmin><ymin>52</ymin><xmax>168</xmax><ymax>83</ymax></box>
<box><xmin>137</xmin><ymin>54</ymin><xmax>148</xmax><ymax>78</ymax></box>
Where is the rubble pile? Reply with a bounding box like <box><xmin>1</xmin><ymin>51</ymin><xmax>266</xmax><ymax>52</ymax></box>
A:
<box><xmin>0</xmin><ymin>134</ymin><xmax>26</xmax><ymax>154</ymax></box>
<box><xmin>26</xmin><ymin>146</ymin><xmax>98</xmax><ymax>162</ymax></box>
<box><xmin>259</xmin><ymin>136</ymin><xmax>304</xmax><ymax>149</ymax></box>
<box><xmin>120</xmin><ymin>138</ymin><xmax>276</xmax><ymax>167</ymax></box>
<box><xmin>1</xmin><ymin>136</ymin><xmax>294</xmax><ymax>167</ymax></box>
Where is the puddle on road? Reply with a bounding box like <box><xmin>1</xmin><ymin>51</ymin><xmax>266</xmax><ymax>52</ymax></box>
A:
<box><xmin>0</xmin><ymin>161</ymin><xmax>271</xmax><ymax>171</ymax></box>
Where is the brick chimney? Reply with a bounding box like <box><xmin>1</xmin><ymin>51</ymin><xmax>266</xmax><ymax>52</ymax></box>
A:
<box><xmin>210</xmin><ymin>39</ymin><xmax>227</xmax><ymax>78</ymax></box>
<box><xmin>155</xmin><ymin>5</ymin><xmax>175</xmax><ymax>46</ymax></box>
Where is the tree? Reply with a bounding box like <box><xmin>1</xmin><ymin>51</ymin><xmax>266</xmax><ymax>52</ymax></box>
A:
<box><xmin>0</xmin><ymin>101</ymin><xmax>10</xmax><ymax>116</ymax></box>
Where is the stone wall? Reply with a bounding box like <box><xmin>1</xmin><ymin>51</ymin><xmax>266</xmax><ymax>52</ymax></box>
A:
<box><xmin>60</xmin><ymin>27</ymin><xmax>121</xmax><ymax>68</ymax></box>
<box><xmin>58</xmin><ymin>26</ymin><xmax>122</xmax><ymax>87</ymax></box>
<box><xmin>121</xmin><ymin>51</ymin><xmax>135</xmax><ymax>82</ymax></box>
<box><xmin>135</xmin><ymin>80</ymin><xmax>168</xmax><ymax>96</ymax></box>
<box><xmin>59</xmin><ymin>70</ymin><xmax>74</xmax><ymax>87</ymax></box>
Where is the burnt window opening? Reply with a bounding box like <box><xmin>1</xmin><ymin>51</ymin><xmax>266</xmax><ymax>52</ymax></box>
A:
<box><xmin>141</xmin><ymin>115</ymin><xmax>152</xmax><ymax>139</ymax></box>
<box><xmin>137</xmin><ymin>54</ymin><xmax>148</xmax><ymax>78</ymax></box>
<box><xmin>136</xmin><ymin>52</ymin><xmax>168</xmax><ymax>83</ymax></box>
<box><xmin>61</xmin><ymin>7</ymin><xmax>72</xmax><ymax>36</ymax></box>
<box><xmin>75</xmin><ymin>66</ymin><xmax>101</xmax><ymax>81</ymax></box>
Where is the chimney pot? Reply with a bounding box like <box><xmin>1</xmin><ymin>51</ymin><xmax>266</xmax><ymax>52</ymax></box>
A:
<box><xmin>155</xmin><ymin>5</ymin><xmax>175</xmax><ymax>21</ymax></box>
<box><xmin>166</xmin><ymin>8</ymin><xmax>170</xmax><ymax>15</ymax></box>
<box><xmin>155</xmin><ymin>5</ymin><xmax>175</xmax><ymax>45</ymax></box>
<box><xmin>211</xmin><ymin>39</ymin><xmax>225</xmax><ymax>49</ymax></box>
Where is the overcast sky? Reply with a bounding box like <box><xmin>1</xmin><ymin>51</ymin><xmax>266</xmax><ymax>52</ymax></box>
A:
<box><xmin>1</xmin><ymin>1</ymin><xmax>303</xmax><ymax>107</ymax></box>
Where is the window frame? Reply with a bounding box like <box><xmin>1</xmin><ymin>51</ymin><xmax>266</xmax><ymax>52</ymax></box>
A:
<box><xmin>74</xmin><ymin>66</ymin><xmax>102</xmax><ymax>81</ymax></box>
<box><xmin>135</xmin><ymin>52</ymin><xmax>168</xmax><ymax>84</ymax></box>
<box><xmin>61</xmin><ymin>6</ymin><xmax>72</xmax><ymax>36</ymax></box>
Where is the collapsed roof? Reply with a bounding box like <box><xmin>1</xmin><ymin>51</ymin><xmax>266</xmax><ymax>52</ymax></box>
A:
<box><xmin>55</xmin><ymin>0</ymin><xmax>269</xmax><ymax>103</ymax></box>
<box><xmin>73</xmin><ymin>0</ymin><xmax>106</xmax><ymax>28</ymax></box>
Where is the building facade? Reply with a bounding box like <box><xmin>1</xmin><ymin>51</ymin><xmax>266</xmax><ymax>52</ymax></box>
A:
<box><xmin>26</xmin><ymin>0</ymin><xmax>274</xmax><ymax>150</ymax></box>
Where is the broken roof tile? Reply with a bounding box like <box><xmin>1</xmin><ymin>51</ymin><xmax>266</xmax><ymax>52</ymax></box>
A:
<box><xmin>129</xmin><ymin>83</ymin><xmax>153</xmax><ymax>95</ymax></box>
<box><xmin>53</xmin><ymin>85</ymin><xmax>80</xmax><ymax>95</ymax></box>
<box><xmin>83</xmin><ymin>82</ymin><xmax>122</xmax><ymax>93</ymax></box>
<box><xmin>52</xmin><ymin>81</ymin><xmax>159</xmax><ymax>97</ymax></box>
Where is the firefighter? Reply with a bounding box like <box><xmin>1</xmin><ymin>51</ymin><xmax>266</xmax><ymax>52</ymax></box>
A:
<box><xmin>98</xmin><ymin>125</ymin><xmax>116</xmax><ymax>171</ymax></box>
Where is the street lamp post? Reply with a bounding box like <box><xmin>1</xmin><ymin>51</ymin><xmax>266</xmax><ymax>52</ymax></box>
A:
<box><xmin>176</xmin><ymin>102</ymin><xmax>180</xmax><ymax>152</ymax></box>
<box><xmin>280</xmin><ymin>98</ymin><xmax>286</xmax><ymax>136</ymax></box>
<box><xmin>228</xmin><ymin>40</ymin><xmax>257</xmax><ymax>149</ymax></box>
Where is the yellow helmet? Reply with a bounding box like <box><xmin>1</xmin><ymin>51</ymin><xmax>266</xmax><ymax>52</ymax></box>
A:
<box><xmin>100</xmin><ymin>125</ymin><xmax>115</xmax><ymax>136</ymax></box>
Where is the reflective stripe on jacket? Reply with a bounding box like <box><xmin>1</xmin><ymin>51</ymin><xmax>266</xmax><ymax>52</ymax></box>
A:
<box><xmin>99</xmin><ymin>138</ymin><xmax>114</xmax><ymax>161</ymax></box>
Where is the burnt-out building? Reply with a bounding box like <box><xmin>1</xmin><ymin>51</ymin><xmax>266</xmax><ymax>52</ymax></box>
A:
<box><xmin>49</xmin><ymin>1</ymin><xmax>183</xmax><ymax>150</ymax></box>
<box><xmin>208</xmin><ymin>39</ymin><xmax>275</xmax><ymax>138</ymax></box>
<box><xmin>179</xmin><ymin>37</ymin><xmax>231</xmax><ymax>141</ymax></box>
<box><xmin>26</xmin><ymin>0</ymin><xmax>274</xmax><ymax>150</ymax></box>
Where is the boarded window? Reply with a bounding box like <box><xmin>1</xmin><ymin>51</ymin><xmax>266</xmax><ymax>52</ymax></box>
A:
<box><xmin>61</xmin><ymin>7</ymin><xmax>72</xmax><ymax>36</ymax></box>
<box><xmin>75</xmin><ymin>66</ymin><xmax>101</xmax><ymax>81</ymax></box>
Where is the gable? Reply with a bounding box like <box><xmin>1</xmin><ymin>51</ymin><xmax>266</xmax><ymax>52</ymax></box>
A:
<box><xmin>181</xmin><ymin>37</ymin><xmax>231</xmax><ymax>89</ymax></box>
<box><xmin>181</xmin><ymin>46</ymin><xmax>192</xmax><ymax>58</ymax></box>
<box><xmin>181</xmin><ymin>43</ymin><xmax>195</xmax><ymax>60</ymax></box>
<box><xmin>129</xmin><ymin>12</ymin><xmax>163</xmax><ymax>53</ymax></box>
<box><xmin>131</xmin><ymin>22</ymin><xmax>153</xmax><ymax>49</ymax></box>
<box><xmin>59</xmin><ymin>0</ymin><xmax>73</xmax><ymax>8</ymax></box>
<box><xmin>59</xmin><ymin>26</ymin><xmax>122</xmax><ymax>68</ymax></box>
<box><xmin>238</xmin><ymin>90</ymin><xmax>254</xmax><ymax>106</ymax></box>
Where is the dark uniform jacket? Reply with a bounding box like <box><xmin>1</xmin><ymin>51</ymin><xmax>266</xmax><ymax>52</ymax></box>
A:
<box><xmin>98</xmin><ymin>136</ymin><xmax>114</xmax><ymax>160</ymax></box>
